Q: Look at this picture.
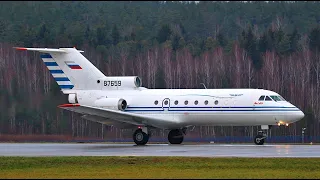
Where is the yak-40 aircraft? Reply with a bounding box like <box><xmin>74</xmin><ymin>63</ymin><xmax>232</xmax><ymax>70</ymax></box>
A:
<box><xmin>15</xmin><ymin>47</ymin><xmax>305</xmax><ymax>145</ymax></box>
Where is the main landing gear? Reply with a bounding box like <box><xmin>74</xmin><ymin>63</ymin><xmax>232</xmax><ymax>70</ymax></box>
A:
<box><xmin>168</xmin><ymin>129</ymin><xmax>183</xmax><ymax>144</ymax></box>
<box><xmin>168</xmin><ymin>128</ymin><xmax>186</xmax><ymax>144</ymax></box>
<box><xmin>133</xmin><ymin>127</ymin><xmax>149</xmax><ymax>145</ymax></box>
<box><xmin>254</xmin><ymin>125</ymin><xmax>271</xmax><ymax>145</ymax></box>
<box><xmin>132</xmin><ymin>127</ymin><xmax>187</xmax><ymax>145</ymax></box>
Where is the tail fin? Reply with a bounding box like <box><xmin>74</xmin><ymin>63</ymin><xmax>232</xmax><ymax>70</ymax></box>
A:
<box><xmin>15</xmin><ymin>47</ymin><xmax>105</xmax><ymax>91</ymax></box>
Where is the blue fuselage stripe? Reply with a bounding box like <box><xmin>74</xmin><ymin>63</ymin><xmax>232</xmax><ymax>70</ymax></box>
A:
<box><xmin>126</xmin><ymin>106</ymin><xmax>297</xmax><ymax>109</ymax></box>
<box><xmin>124</xmin><ymin>106</ymin><xmax>300</xmax><ymax>112</ymax></box>
<box><xmin>125</xmin><ymin>109</ymin><xmax>300</xmax><ymax>112</ymax></box>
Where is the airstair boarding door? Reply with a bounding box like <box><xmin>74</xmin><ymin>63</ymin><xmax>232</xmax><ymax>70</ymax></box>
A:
<box><xmin>162</xmin><ymin>98</ymin><xmax>171</xmax><ymax>111</ymax></box>
<box><xmin>162</xmin><ymin>98</ymin><xmax>175</xmax><ymax>122</ymax></box>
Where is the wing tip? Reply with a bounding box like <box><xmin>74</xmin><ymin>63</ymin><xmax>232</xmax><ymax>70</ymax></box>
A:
<box><xmin>58</xmin><ymin>103</ymin><xmax>80</xmax><ymax>108</ymax></box>
<box><xmin>13</xmin><ymin>47</ymin><xmax>27</xmax><ymax>51</ymax></box>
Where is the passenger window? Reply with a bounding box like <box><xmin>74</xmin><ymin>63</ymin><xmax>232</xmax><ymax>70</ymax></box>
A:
<box><xmin>265</xmin><ymin>96</ymin><xmax>272</xmax><ymax>101</ymax></box>
<box><xmin>204</xmin><ymin>100</ymin><xmax>208</xmax><ymax>105</ymax></box>
<box><xmin>214</xmin><ymin>100</ymin><xmax>218</xmax><ymax>105</ymax></box>
<box><xmin>194</xmin><ymin>100</ymin><xmax>198</xmax><ymax>105</ymax></box>
<box><xmin>154</xmin><ymin>100</ymin><xmax>158</xmax><ymax>105</ymax></box>
<box><xmin>164</xmin><ymin>100</ymin><xmax>168</xmax><ymax>105</ymax></box>
<box><xmin>258</xmin><ymin>96</ymin><xmax>265</xmax><ymax>101</ymax></box>
<box><xmin>174</xmin><ymin>100</ymin><xmax>178</xmax><ymax>105</ymax></box>
<box><xmin>184</xmin><ymin>100</ymin><xmax>188</xmax><ymax>105</ymax></box>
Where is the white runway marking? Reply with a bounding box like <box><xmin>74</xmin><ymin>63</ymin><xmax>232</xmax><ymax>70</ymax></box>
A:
<box><xmin>0</xmin><ymin>143</ymin><xmax>319</xmax><ymax>157</ymax></box>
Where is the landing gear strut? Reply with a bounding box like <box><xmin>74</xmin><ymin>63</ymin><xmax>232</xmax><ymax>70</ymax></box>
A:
<box><xmin>133</xmin><ymin>128</ymin><xmax>149</xmax><ymax>145</ymax></box>
<box><xmin>254</xmin><ymin>125</ymin><xmax>271</xmax><ymax>145</ymax></box>
<box><xmin>168</xmin><ymin>129</ymin><xmax>185</xmax><ymax>144</ymax></box>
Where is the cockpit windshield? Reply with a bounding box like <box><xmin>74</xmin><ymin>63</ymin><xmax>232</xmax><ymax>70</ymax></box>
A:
<box><xmin>279</xmin><ymin>96</ymin><xmax>286</xmax><ymax>101</ymax></box>
<box><xmin>270</xmin><ymin>95</ymin><xmax>285</xmax><ymax>102</ymax></box>
<box><xmin>258</xmin><ymin>95</ymin><xmax>287</xmax><ymax>102</ymax></box>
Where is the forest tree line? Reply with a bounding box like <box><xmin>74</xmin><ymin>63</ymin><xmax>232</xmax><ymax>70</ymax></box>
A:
<box><xmin>1</xmin><ymin>1</ymin><xmax>320</xmax><ymax>140</ymax></box>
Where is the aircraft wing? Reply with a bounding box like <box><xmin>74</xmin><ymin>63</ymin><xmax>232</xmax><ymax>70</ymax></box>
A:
<box><xmin>58</xmin><ymin>104</ymin><xmax>178</xmax><ymax>129</ymax></box>
<box><xmin>80</xmin><ymin>114</ymin><xmax>137</xmax><ymax>129</ymax></box>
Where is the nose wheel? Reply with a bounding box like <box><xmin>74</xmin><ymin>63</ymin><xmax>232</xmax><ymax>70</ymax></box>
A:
<box><xmin>254</xmin><ymin>127</ymin><xmax>269</xmax><ymax>145</ymax></box>
<box><xmin>254</xmin><ymin>134</ymin><xmax>265</xmax><ymax>145</ymax></box>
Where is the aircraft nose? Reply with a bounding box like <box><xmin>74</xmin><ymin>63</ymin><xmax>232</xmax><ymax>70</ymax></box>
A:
<box><xmin>287</xmin><ymin>109</ymin><xmax>304</xmax><ymax>123</ymax></box>
<box><xmin>289</xmin><ymin>103</ymin><xmax>305</xmax><ymax>120</ymax></box>
<box><xmin>298</xmin><ymin>110</ymin><xmax>305</xmax><ymax>120</ymax></box>
<box><xmin>291</xmin><ymin>109</ymin><xmax>305</xmax><ymax>122</ymax></box>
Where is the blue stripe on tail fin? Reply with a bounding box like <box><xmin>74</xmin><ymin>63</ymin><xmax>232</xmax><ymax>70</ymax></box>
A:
<box><xmin>59</xmin><ymin>85</ymin><xmax>74</xmax><ymax>89</ymax></box>
<box><xmin>54</xmin><ymin>77</ymin><xmax>70</xmax><ymax>81</ymax></box>
<box><xmin>40</xmin><ymin>54</ymin><xmax>52</xmax><ymax>58</ymax></box>
<box><xmin>41</xmin><ymin>53</ymin><xmax>74</xmax><ymax>90</ymax></box>
<box><xmin>44</xmin><ymin>62</ymin><xmax>58</xmax><ymax>66</ymax></box>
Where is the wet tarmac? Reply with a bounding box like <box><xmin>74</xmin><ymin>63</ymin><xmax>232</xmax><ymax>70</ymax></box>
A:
<box><xmin>0</xmin><ymin>143</ymin><xmax>320</xmax><ymax>157</ymax></box>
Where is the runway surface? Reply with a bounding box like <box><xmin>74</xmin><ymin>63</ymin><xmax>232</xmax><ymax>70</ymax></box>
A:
<box><xmin>0</xmin><ymin>143</ymin><xmax>319</xmax><ymax>157</ymax></box>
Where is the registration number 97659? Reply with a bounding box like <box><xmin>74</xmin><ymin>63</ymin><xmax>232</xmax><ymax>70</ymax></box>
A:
<box><xmin>104</xmin><ymin>81</ymin><xmax>121</xmax><ymax>86</ymax></box>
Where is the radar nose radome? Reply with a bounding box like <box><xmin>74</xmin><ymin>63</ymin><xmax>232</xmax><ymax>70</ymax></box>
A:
<box><xmin>298</xmin><ymin>110</ymin><xmax>305</xmax><ymax>120</ymax></box>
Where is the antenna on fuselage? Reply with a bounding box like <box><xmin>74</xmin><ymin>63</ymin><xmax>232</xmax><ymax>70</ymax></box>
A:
<box><xmin>200</xmin><ymin>83</ymin><xmax>207</xmax><ymax>89</ymax></box>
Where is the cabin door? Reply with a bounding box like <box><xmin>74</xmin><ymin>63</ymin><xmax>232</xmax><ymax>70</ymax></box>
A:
<box><xmin>162</xmin><ymin>98</ymin><xmax>171</xmax><ymax>111</ymax></box>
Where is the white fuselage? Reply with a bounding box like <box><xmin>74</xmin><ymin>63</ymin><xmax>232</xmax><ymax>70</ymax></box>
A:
<box><xmin>74</xmin><ymin>88</ymin><xmax>304</xmax><ymax>129</ymax></box>
<box><xmin>15</xmin><ymin>47</ymin><xmax>304</xmax><ymax>131</ymax></box>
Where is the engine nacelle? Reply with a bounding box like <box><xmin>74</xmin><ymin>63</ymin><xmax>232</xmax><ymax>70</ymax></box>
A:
<box><xmin>68</xmin><ymin>94</ymin><xmax>78</xmax><ymax>103</ymax></box>
<box><xmin>94</xmin><ymin>98</ymin><xmax>127</xmax><ymax>111</ymax></box>
<box><xmin>100</xmin><ymin>76</ymin><xmax>142</xmax><ymax>89</ymax></box>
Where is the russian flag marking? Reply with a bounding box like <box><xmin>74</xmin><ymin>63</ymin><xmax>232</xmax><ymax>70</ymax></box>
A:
<box><xmin>68</xmin><ymin>65</ymin><xmax>82</xmax><ymax>69</ymax></box>
<box><xmin>65</xmin><ymin>61</ymin><xmax>82</xmax><ymax>70</ymax></box>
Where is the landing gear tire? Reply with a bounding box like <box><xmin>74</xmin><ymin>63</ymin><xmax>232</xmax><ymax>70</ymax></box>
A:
<box><xmin>254</xmin><ymin>134</ymin><xmax>265</xmax><ymax>145</ymax></box>
<box><xmin>168</xmin><ymin>129</ymin><xmax>184</xmax><ymax>144</ymax></box>
<box><xmin>133</xmin><ymin>129</ymin><xmax>149</xmax><ymax>145</ymax></box>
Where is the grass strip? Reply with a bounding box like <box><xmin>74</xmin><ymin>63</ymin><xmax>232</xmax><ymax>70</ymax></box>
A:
<box><xmin>0</xmin><ymin>156</ymin><xmax>319</xmax><ymax>179</ymax></box>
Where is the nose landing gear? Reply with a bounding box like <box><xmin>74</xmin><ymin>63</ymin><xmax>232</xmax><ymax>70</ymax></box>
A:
<box><xmin>254</xmin><ymin>131</ymin><xmax>266</xmax><ymax>145</ymax></box>
<box><xmin>254</xmin><ymin>125</ymin><xmax>271</xmax><ymax>145</ymax></box>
